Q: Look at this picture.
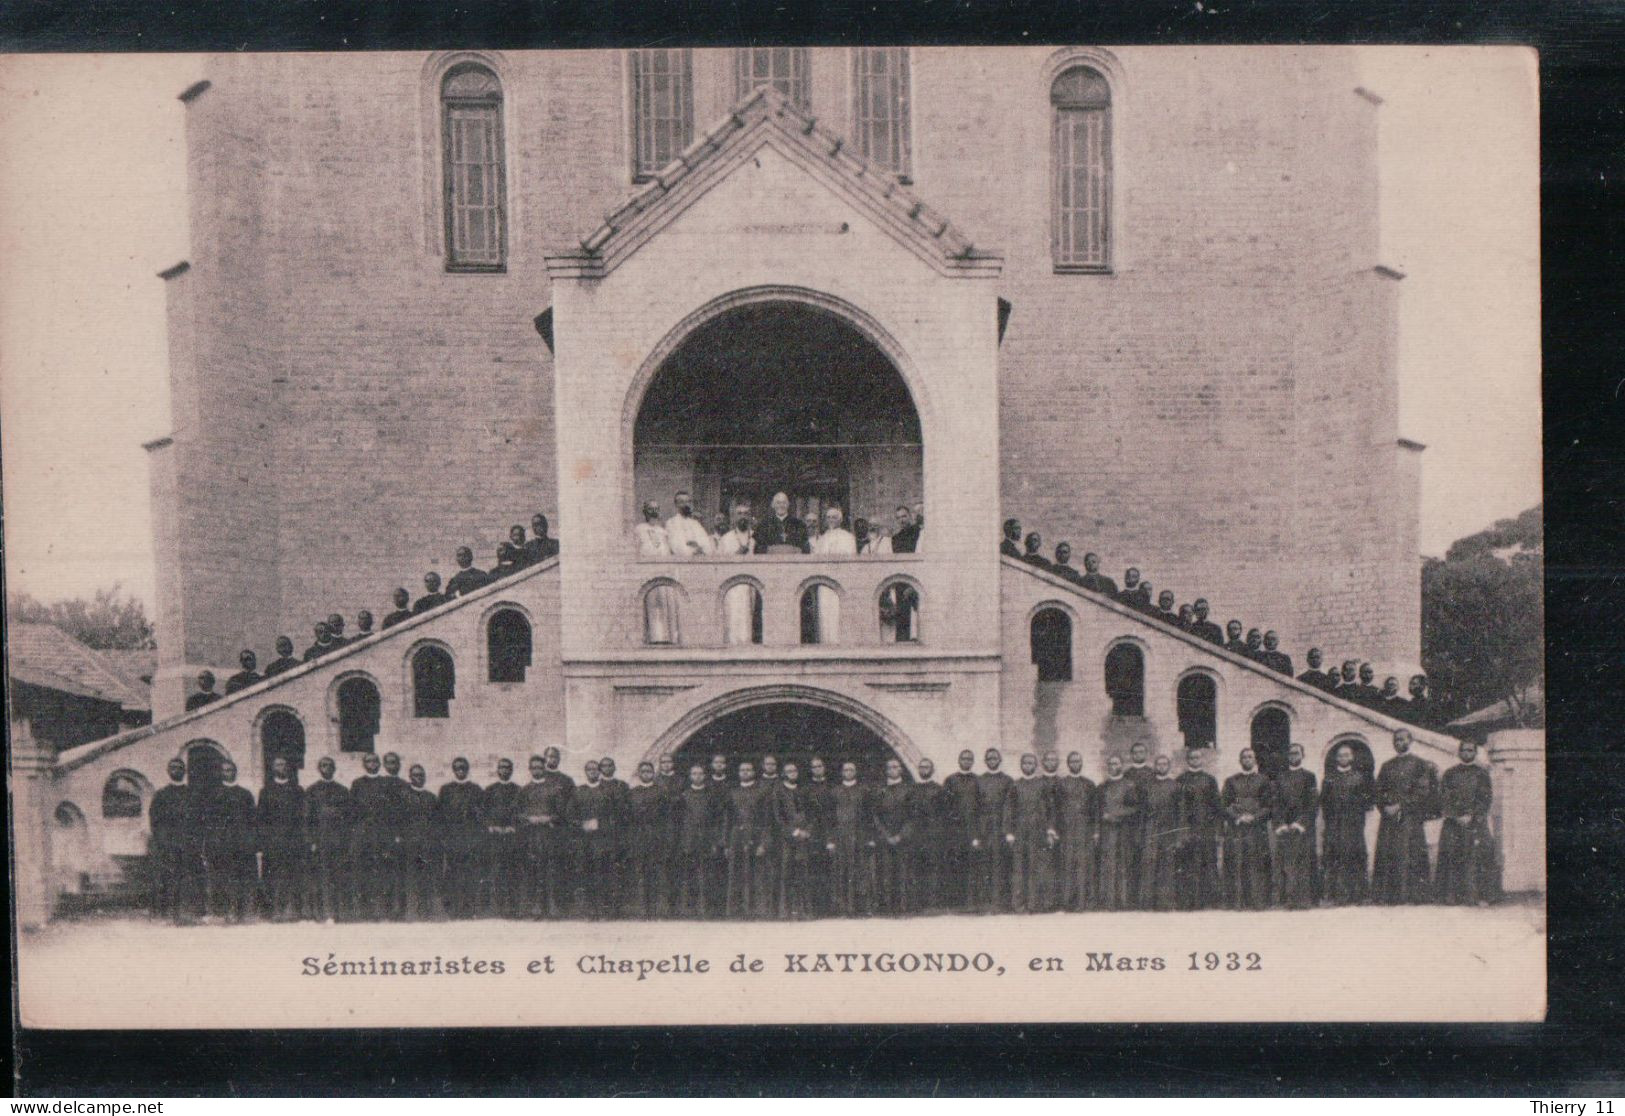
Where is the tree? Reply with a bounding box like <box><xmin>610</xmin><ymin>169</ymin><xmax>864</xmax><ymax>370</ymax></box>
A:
<box><xmin>7</xmin><ymin>585</ymin><xmax>154</xmax><ymax>650</ymax></box>
<box><xmin>1421</xmin><ymin>504</ymin><xmax>1543</xmax><ymax>727</ymax></box>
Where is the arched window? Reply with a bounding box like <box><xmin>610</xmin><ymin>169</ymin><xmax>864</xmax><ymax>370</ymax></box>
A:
<box><xmin>55</xmin><ymin>801</ymin><xmax>86</xmax><ymax>827</ymax></box>
<box><xmin>1051</xmin><ymin>65</ymin><xmax>1111</xmax><ymax>271</ymax></box>
<box><xmin>1249</xmin><ymin>707</ymin><xmax>1293</xmax><ymax>780</ymax></box>
<box><xmin>1030</xmin><ymin>607</ymin><xmax>1073</xmax><ymax>682</ymax></box>
<box><xmin>412</xmin><ymin>646</ymin><xmax>456</xmax><ymax>718</ymax></box>
<box><xmin>487</xmin><ymin>608</ymin><xmax>534</xmax><ymax>682</ymax></box>
<box><xmin>800</xmin><ymin>582</ymin><xmax>841</xmax><ymax>645</ymax></box>
<box><xmin>185</xmin><ymin>741</ymin><xmax>227</xmax><ymax>786</ymax></box>
<box><xmin>260</xmin><ymin>710</ymin><xmax>307</xmax><ymax>784</ymax></box>
<box><xmin>722</xmin><ymin>582</ymin><xmax>764</xmax><ymax>646</ymax></box>
<box><xmin>735</xmin><ymin>47</ymin><xmax>810</xmax><ymax>109</ymax></box>
<box><xmin>337</xmin><ymin>676</ymin><xmax>381</xmax><ymax>752</ymax></box>
<box><xmin>852</xmin><ymin>47</ymin><xmax>911</xmax><ymax>179</ymax></box>
<box><xmin>101</xmin><ymin>771</ymin><xmax>148</xmax><ymax>819</ymax></box>
<box><xmin>1104</xmin><ymin>642</ymin><xmax>1145</xmax><ymax>717</ymax></box>
<box><xmin>642</xmin><ymin>580</ymin><xmax>682</xmax><ymax>645</ymax></box>
<box><xmin>1177</xmin><ymin>673</ymin><xmax>1218</xmax><ymax>749</ymax></box>
<box><xmin>442</xmin><ymin>63</ymin><xmax>506</xmax><ymax>272</ymax></box>
<box><xmin>1324</xmin><ymin>736</ymin><xmax>1376</xmax><ymax>778</ymax></box>
<box><xmin>630</xmin><ymin>48</ymin><xmax>693</xmax><ymax>180</ymax></box>
<box><xmin>879</xmin><ymin>581</ymin><xmax>920</xmax><ymax>644</ymax></box>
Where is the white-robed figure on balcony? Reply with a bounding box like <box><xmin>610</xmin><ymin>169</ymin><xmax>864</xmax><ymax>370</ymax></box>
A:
<box><xmin>635</xmin><ymin>500</ymin><xmax>681</xmax><ymax>644</ymax></box>
<box><xmin>665</xmin><ymin>489</ymin><xmax>714</xmax><ymax>558</ymax></box>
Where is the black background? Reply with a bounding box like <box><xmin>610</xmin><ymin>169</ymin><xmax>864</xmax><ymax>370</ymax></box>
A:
<box><xmin>6</xmin><ymin>0</ymin><xmax>1623</xmax><ymax>1096</ymax></box>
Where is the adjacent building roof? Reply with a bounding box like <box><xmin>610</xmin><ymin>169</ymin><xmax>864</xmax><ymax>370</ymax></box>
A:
<box><xmin>1446</xmin><ymin>683</ymin><xmax>1544</xmax><ymax>732</ymax></box>
<box><xmin>6</xmin><ymin>624</ymin><xmax>152</xmax><ymax>713</ymax></box>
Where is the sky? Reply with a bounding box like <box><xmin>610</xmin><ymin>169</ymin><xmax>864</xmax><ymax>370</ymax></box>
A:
<box><xmin>0</xmin><ymin>48</ymin><xmax>1541</xmax><ymax>612</ymax></box>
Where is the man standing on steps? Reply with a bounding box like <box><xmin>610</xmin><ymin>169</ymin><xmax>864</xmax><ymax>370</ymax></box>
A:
<box><xmin>1189</xmin><ymin>598</ymin><xmax>1224</xmax><ymax>646</ymax></box>
<box><xmin>185</xmin><ymin>670</ymin><xmax>220</xmax><ymax>712</ymax></box>
<box><xmin>523</xmin><ymin>513</ymin><xmax>559</xmax><ymax>565</ymax></box>
<box><xmin>1000</xmin><ymin>518</ymin><xmax>1023</xmax><ymax>559</ymax></box>
<box><xmin>1260</xmin><ymin>631</ymin><xmax>1294</xmax><ymax>676</ymax></box>
<box><xmin>1155</xmin><ymin>590</ymin><xmax>1179</xmax><ymax>626</ymax></box>
<box><xmin>353</xmin><ymin>609</ymin><xmax>374</xmax><ymax>640</ymax></box>
<box><xmin>263</xmin><ymin>636</ymin><xmax>300</xmax><ymax>677</ymax></box>
<box><xmin>1021</xmin><ymin>532</ymin><xmax>1054</xmax><ymax>573</ymax></box>
<box><xmin>381</xmin><ymin>588</ymin><xmax>413</xmax><ymax>630</ymax></box>
<box><xmin>1224</xmin><ymin>620</ymin><xmax>1249</xmax><ymax>657</ymax></box>
<box><xmin>413</xmin><ymin>571</ymin><xmax>450</xmax><ymax>615</ymax></box>
<box><xmin>445</xmin><ymin>546</ymin><xmax>491</xmax><ymax>598</ymax></box>
<box><xmin>326</xmin><ymin>613</ymin><xmax>350</xmax><ymax>648</ymax></box>
<box><xmin>1053</xmin><ymin>542</ymin><xmax>1084</xmax><ymax>584</ymax></box>
<box><xmin>302</xmin><ymin>622</ymin><xmax>334</xmax><ymax>662</ymax></box>
<box><xmin>1372</xmin><ymin>729</ymin><xmax>1439</xmax><ymax>905</ymax></box>
<box><xmin>224</xmin><ymin>650</ymin><xmax>262</xmax><ymax>695</ymax></box>
<box><xmin>1297</xmin><ymin>647</ymin><xmax>1335</xmax><ymax>691</ymax></box>
<box><xmin>1079</xmin><ymin>553</ymin><xmax>1118</xmax><ymax>597</ymax></box>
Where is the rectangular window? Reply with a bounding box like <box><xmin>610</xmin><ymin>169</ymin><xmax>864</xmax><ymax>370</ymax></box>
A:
<box><xmin>851</xmin><ymin>47</ymin><xmax>911</xmax><ymax>179</ymax></box>
<box><xmin>631</xmin><ymin>48</ymin><xmax>694</xmax><ymax>181</ymax></box>
<box><xmin>444</xmin><ymin>98</ymin><xmax>505</xmax><ymax>270</ymax></box>
<box><xmin>734</xmin><ymin>47</ymin><xmax>811</xmax><ymax>109</ymax></box>
<box><xmin>1053</xmin><ymin>103</ymin><xmax>1109</xmax><ymax>269</ymax></box>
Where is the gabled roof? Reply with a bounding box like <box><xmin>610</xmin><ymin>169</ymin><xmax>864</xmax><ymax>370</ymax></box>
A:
<box><xmin>547</xmin><ymin>86</ymin><xmax>1001</xmax><ymax>281</ymax></box>
<box><xmin>6</xmin><ymin>624</ymin><xmax>152</xmax><ymax>712</ymax></box>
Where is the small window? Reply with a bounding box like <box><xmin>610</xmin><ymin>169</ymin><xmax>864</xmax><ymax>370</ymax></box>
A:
<box><xmin>1177</xmin><ymin>673</ymin><xmax>1218</xmax><ymax>749</ymax></box>
<box><xmin>488</xmin><ymin>609</ymin><xmax>534</xmax><ymax>682</ymax></box>
<box><xmin>101</xmin><ymin>772</ymin><xmax>147</xmax><ymax>819</ymax></box>
<box><xmin>442</xmin><ymin>63</ymin><xmax>506</xmax><ymax>271</ymax></box>
<box><xmin>260</xmin><ymin>710</ymin><xmax>307</xmax><ymax>785</ymax></box>
<box><xmin>734</xmin><ymin>47</ymin><xmax>811</xmax><ymax>109</ymax></box>
<box><xmin>723</xmin><ymin>583</ymin><xmax>764</xmax><ymax>646</ymax></box>
<box><xmin>631</xmin><ymin>48</ymin><xmax>694</xmax><ymax>180</ymax></box>
<box><xmin>1104</xmin><ymin>642</ymin><xmax>1145</xmax><ymax>717</ymax></box>
<box><xmin>337</xmin><ymin>677</ymin><xmax>382</xmax><ymax>752</ymax></box>
<box><xmin>800</xmin><ymin>583</ymin><xmax>840</xmax><ymax>645</ymax></box>
<box><xmin>852</xmin><ymin>47</ymin><xmax>911</xmax><ymax>179</ymax></box>
<box><xmin>643</xmin><ymin>581</ymin><xmax>682</xmax><ymax>645</ymax></box>
<box><xmin>1051</xmin><ymin>65</ymin><xmax>1111</xmax><ymax>271</ymax></box>
<box><xmin>1030</xmin><ymin>608</ymin><xmax>1073</xmax><ymax>682</ymax></box>
<box><xmin>55</xmin><ymin>801</ymin><xmax>86</xmax><ymax>827</ymax></box>
<box><xmin>879</xmin><ymin>582</ymin><xmax>920</xmax><ymax>644</ymax></box>
<box><xmin>1250</xmin><ymin>707</ymin><xmax>1292</xmax><ymax>780</ymax></box>
<box><xmin>412</xmin><ymin>646</ymin><xmax>457</xmax><ymax>718</ymax></box>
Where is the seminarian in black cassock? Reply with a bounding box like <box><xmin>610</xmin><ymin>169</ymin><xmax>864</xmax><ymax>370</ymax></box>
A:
<box><xmin>942</xmin><ymin>750</ymin><xmax>981</xmax><ymax>912</ymax></box>
<box><xmin>973</xmin><ymin>750</ymin><xmax>1016</xmax><ymax>913</ymax></box>
<box><xmin>573</xmin><ymin>761</ymin><xmax>624</xmax><ymax>920</ymax></box>
<box><xmin>829</xmin><ymin>762</ymin><xmax>876</xmax><ymax>917</ymax></box>
<box><xmin>1009</xmin><ymin>754</ymin><xmax>1057</xmax><ymax>914</ymax></box>
<box><xmin>774</xmin><ymin>762</ymin><xmax>816</xmax><ymax>919</ymax></box>
<box><xmin>304</xmin><ymin>756</ymin><xmax>353</xmax><ymax>922</ymax></box>
<box><xmin>1221</xmin><ymin>749</ymin><xmax>1273</xmax><ymax>910</ymax></box>
<box><xmin>203</xmin><ymin>760</ymin><xmax>257</xmax><ymax>922</ymax></box>
<box><xmin>1372</xmin><ymin>729</ymin><xmax>1439</xmax><ymax>905</ymax></box>
<box><xmin>1172</xmin><ymin>750</ymin><xmax>1223</xmax><ymax>911</ymax></box>
<box><xmin>348</xmin><ymin>753</ymin><xmax>393</xmax><ymax>920</ymax></box>
<box><xmin>1121</xmin><ymin>743</ymin><xmax>1155</xmax><ymax>907</ymax></box>
<box><xmin>377</xmin><ymin>752</ymin><xmax>412</xmax><ymax>919</ymax></box>
<box><xmin>872</xmin><ymin>758</ymin><xmax>917</xmax><ymax>916</ymax></box>
<box><xmin>1319</xmin><ymin>743</ymin><xmax>1376</xmax><ymax>905</ymax></box>
<box><xmin>1269</xmin><ymin>744</ymin><xmax>1319</xmax><ymax>909</ymax></box>
<box><xmin>481</xmin><ymin>759</ymin><xmax>524</xmax><ymax>917</ymax></box>
<box><xmin>909</xmin><ymin>759</ymin><xmax>946</xmax><ymax>914</ymax></box>
<box><xmin>400</xmin><ymin>765</ymin><xmax>441</xmax><ymax>919</ymax></box>
<box><xmin>1137</xmin><ymin>755</ymin><xmax>1183</xmax><ymax>912</ymax></box>
<box><xmin>1055</xmin><ymin>752</ymin><xmax>1099</xmax><ymax>913</ymax></box>
<box><xmin>677</xmin><ymin>764</ymin><xmax>724</xmax><ymax>918</ymax></box>
<box><xmin>626</xmin><ymin>762</ymin><xmax>667</xmax><ymax>918</ymax></box>
<box><xmin>1435</xmin><ymin>741</ymin><xmax>1499</xmax><ymax>905</ymax></box>
<box><xmin>1096</xmin><ymin>755</ymin><xmax>1144</xmax><ymax>911</ymax></box>
<box><xmin>801</xmin><ymin>758</ymin><xmax>837</xmax><ymax>917</ymax></box>
<box><xmin>435</xmin><ymin>758</ymin><xmax>485</xmax><ymax>919</ymax></box>
<box><xmin>258</xmin><ymin>756</ymin><xmax>307</xmax><ymax>922</ymax></box>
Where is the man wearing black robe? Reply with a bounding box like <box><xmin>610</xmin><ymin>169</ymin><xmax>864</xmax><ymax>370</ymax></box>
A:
<box><xmin>377</xmin><ymin>752</ymin><xmax>412</xmax><ymax>919</ymax></box>
<box><xmin>974</xmin><ymin>749</ymin><xmax>1017</xmax><ymax>912</ymax></box>
<box><xmin>704</xmin><ymin>753</ymin><xmax>732</xmax><ymax>912</ymax></box>
<box><xmin>1155</xmin><ymin>590</ymin><xmax>1180</xmax><ymax>627</ymax></box>
<box><xmin>481</xmin><ymin>758</ymin><xmax>523</xmax><ymax>916</ymax></box>
<box><xmin>1351</xmin><ymin>662</ymin><xmax>1384</xmax><ymax>707</ymax></box>
<box><xmin>523</xmin><ymin>513</ymin><xmax>560</xmax><ymax>565</ymax></box>
<box><xmin>676</xmin><ymin>764</ymin><xmax>724</xmax><ymax>918</ymax></box>
<box><xmin>754</xmin><ymin>755</ymin><xmax>783</xmax><ymax>910</ymax></box>
<box><xmin>1056</xmin><ymin>752</ymin><xmax>1098</xmax><ymax>912</ymax></box>
<box><xmin>263</xmin><ymin>636</ymin><xmax>300</xmax><ymax>678</ymax></box>
<box><xmin>1000</xmin><ymin>518</ymin><xmax>1023</xmax><ymax>559</ymax></box>
<box><xmin>1116</xmin><ymin>568</ymin><xmax>1145</xmax><ymax>609</ymax></box>
<box><xmin>598</xmin><ymin>757</ymin><xmax>632</xmax><ymax>912</ymax></box>
<box><xmin>1223</xmin><ymin>621</ymin><xmax>1249</xmax><ymax>657</ymax></box>
<box><xmin>1079</xmin><ymin>553</ymin><xmax>1118</xmax><ymax>597</ymax></box>
<box><xmin>1221</xmin><ymin>749</ymin><xmax>1273</xmax><ymax>909</ymax></box>
<box><xmin>1319</xmin><ymin>743</ymin><xmax>1375</xmax><ymax>905</ymax></box>
<box><xmin>402</xmin><ymin>765</ymin><xmax>441</xmax><ymax>920</ymax></box>
<box><xmin>413</xmin><ymin>571</ymin><xmax>449</xmax><ymax>615</ymax></box>
<box><xmin>889</xmin><ymin>504</ymin><xmax>921</xmax><ymax>554</ymax></box>
<box><xmin>1176</xmin><ymin>604</ymin><xmax>1195</xmax><ymax>631</ymax></box>
<box><xmin>204</xmin><ymin>759</ymin><xmax>257</xmax><ymax>922</ymax></box>
<box><xmin>434</xmin><ymin>758</ymin><xmax>484</xmax><ymax>918</ymax></box>
<box><xmin>909</xmin><ymin>758</ymin><xmax>945</xmax><ymax>913</ymax></box>
<box><xmin>1379</xmin><ymin>677</ymin><xmax>1409</xmax><ymax>718</ymax></box>
<box><xmin>1009</xmin><ymin>753</ymin><xmax>1058</xmax><ymax>913</ymax></box>
<box><xmin>1260</xmin><ymin>631</ymin><xmax>1294</xmax><ymax>676</ymax></box>
<box><xmin>653</xmin><ymin>754</ymin><xmax>683</xmax><ymax>915</ymax></box>
<box><xmin>445</xmin><ymin>546</ymin><xmax>491</xmax><ymax>598</ymax></box>
<box><xmin>1372</xmin><ymin>729</ymin><xmax>1439</xmax><ymax>904</ymax></box>
<box><xmin>798</xmin><ymin>757</ymin><xmax>835</xmax><ymax>916</ymax></box>
<box><xmin>1297</xmin><ymin>647</ymin><xmax>1334</xmax><ymax>691</ymax></box>
<box><xmin>304</xmin><ymin>756</ymin><xmax>354</xmax><ymax>922</ymax></box>
<box><xmin>224</xmin><ymin>651</ymin><xmax>262</xmax><ymax>695</ymax></box>
<box><xmin>185</xmin><ymin>670</ymin><xmax>220</xmax><ymax>712</ymax></box>
<box><xmin>1021</xmin><ymin>532</ymin><xmax>1054</xmax><ymax>572</ymax></box>
<box><xmin>1405</xmin><ymin>674</ymin><xmax>1438</xmax><ymax>730</ymax></box>
<box><xmin>1337</xmin><ymin>660</ymin><xmax>1360</xmax><ymax>696</ymax></box>
<box><xmin>828</xmin><ymin>761</ymin><xmax>876</xmax><ymax>917</ymax></box>
<box><xmin>723</xmin><ymin>761</ymin><xmax>774</xmax><ymax>918</ymax></box>
<box><xmin>773</xmin><ymin>761</ymin><xmax>815</xmax><ymax>919</ymax></box>
<box><xmin>1189</xmin><ymin>598</ymin><xmax>1224</xmax><ymax>646</ymax></box>
<box><xmin>381</xmin><ymin>588</ymin><xmax>413</xmax><ymax>630</ymax></box>
<box><xmin>1139</xmin><ymin>754</ymin><xmax>1183</xmax><ymax>911</ymax></box>
<box><xmin>942</xmin><ymin>750</ymin><xmax>981</xmax><ymax>913</ymax></box>
<box><xmin>354</xmin><ymin>609</ymin><xmax>374</xmax><ymax>640</ymax></box>
<box><xmin>326</xmin><ymin>614</ymin><xmax>351</xmax><ymax>648</ymax></box>
<box><xmin>1129</xmin><ymin>580</ymin><xmax>1157</xmax><ymax>616</ymax></box>
<box><xmin>348</xmin><ymin>752</ymin><xmax>392</xmax><ymax>920</ymax></box>
<box><xmin>148</xmin><ymin>759</ymin><xmax>197</xmax><ymax>921</ymax></box>
<box><xmin>1172</xmin><ymin>748</ymin><xmax>1223</xmax><ymax>910</ymax></box>
<box><xmin>1244</xmin><ymin>628</ymin><xmax>1265</xmax><ymax>661</ymax></box>
<box><xmin>1096</xmin><ymin>756</ymin><xmax>1144</xmax><ymax>910</ymax></box>
<box><xmin>258</xmin><ymin>756</ymin><xmax>306</xmax><ymax>921</ymax></box>
<box><xmin>1270</xmin><ymin>744</ymin><xmax>1318</xmax><ymax>909</ymax></box>
<box><xmin>1052</xmin><ymin>542</ymin><xmax>1084</xmax><ymax>584</ymax></box>
<box><xmin>1122</xmin><ymin>742</ymin><xmax>1156</xmax><ymax>905</ymax></box>
<box><xmin>302</xmin><ymin>622</ymin><xmax>336</xmax><ymax>662</ymax></box>
<box><xmin>625</xmin><ymin>762</ymin><xmax>665</xmax><ymax>918</ymax></box>
<box><xmin>518</xmin><ymin>751</ymin><xmax>575</xmax><ymax>918</ymax></box>
<box><xmin>573</xmin><ymin>761</ymin><xmax>624</xmax><ymax>919</ymax></box>
<box><xmin>872</xmin><ymin>758</ymin><xmax>917</xmax><ymax>916</ymax></box>
<box><xmin>495</xmin><ymin>524</ymin><xmax>528</xmax><ymax>576</ymax></box>
<box><xmin>753</xmin><ymin>491</ymin><xmax>811</xmax><ymax>553</ymax></box>
<box><xmin>1436</xmin><ymin>741</ymin><xmax>1499</xmax><ymax>905</ymax></box>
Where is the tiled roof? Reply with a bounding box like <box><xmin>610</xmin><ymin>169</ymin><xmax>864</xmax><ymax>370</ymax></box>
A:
<box><xmin>548</xmin><ymin>86</ymin><xmax>1000</xmax><ymax>280</ymax></box>
<box><xmin>6</xmin><ymin>624</ymin><xmax>152</xmax><ymax>712</ymax></box>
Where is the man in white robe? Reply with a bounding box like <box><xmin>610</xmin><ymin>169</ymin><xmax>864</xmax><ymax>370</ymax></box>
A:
<box><xmin>717</xmin><ymin>503</ymin><xmax>755</xmax><ymax>557</ymax></box>
<box><xmin>665</xmin><ymin>489</ymin><xmax>714</xmax><ymax>557</ymax></box>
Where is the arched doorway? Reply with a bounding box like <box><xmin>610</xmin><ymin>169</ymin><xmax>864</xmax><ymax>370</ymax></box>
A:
<box><xmin>185</xmin><ymin>740</ymin><xmax>227</xmax><ymax>786</ymax></box>
<box><xmin>1249</xmin><ymin>706</ymin><xmax>1292</xmax><ymax>780</ymax></box>
<box><xmin>260</xmin><ymin>710</ymin><xmax>307</xmax><ymax>785</ymax></box>
<box><xmin>668</xmin><ymin>701</ymin><xmax>908</xmax><ymax>784</ymax></box>
<box><xmin>633</xmin><ymin>301</ymin><xmax>923</xmax><ymax>542</ymax></box>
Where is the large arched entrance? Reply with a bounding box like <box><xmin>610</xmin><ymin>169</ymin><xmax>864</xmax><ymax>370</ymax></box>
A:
<box><xmin>633</xmin><ymin>300</ymin><xmax>923</xmax><ymax>542</ymax></box>
<box><xmin>667</xmin><ymin>701</ymin><xmax>910</xmax><ymax>783</ymax></box>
